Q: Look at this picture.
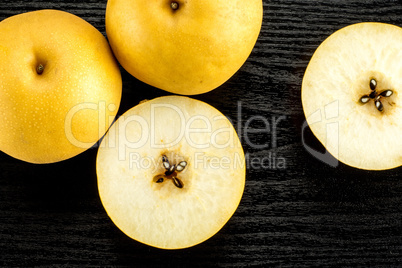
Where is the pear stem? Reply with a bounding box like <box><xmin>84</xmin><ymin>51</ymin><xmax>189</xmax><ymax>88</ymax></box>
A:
<box><xmin>170</xmin><ymin>1</ymin><xmax>179</xmax><ymax>11</ymax></box>
<box><xmin>36</xmin><ymin>64</ymin><xmax>44</xmax><ymax>75</ymax></box>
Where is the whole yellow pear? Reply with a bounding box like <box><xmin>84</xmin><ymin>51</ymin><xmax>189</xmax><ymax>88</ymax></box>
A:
<box><xmin>0</xmin><ymin>10</ymin><xmax>122</xmax><ymax>163</ymax></box>
<box><xmin>106</xmin><ymin>0</ymin><xmax>263</xmax><ymax>95</ymax></box>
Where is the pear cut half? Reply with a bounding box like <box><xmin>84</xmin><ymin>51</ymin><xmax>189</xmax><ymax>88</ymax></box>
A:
<box><xmin>302</xmin><ymin>22</ymin><xmax>402</xmax><ymax>170</ymax></box>
<box><xmin>96</xmin><ymin>96</ymin><xmax>245</xmax><ymax>249</ymax></box>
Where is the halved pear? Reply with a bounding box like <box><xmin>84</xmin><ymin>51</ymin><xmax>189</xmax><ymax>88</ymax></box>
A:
<box><xmin>302</xmin><ymin>22</ymin><xmax>402</xmax><ymax>170</ymax></box>
<box><xmin>96</xmin><ymin>96</ymin><xmax>245</xmax><ymax>249</ymax></box>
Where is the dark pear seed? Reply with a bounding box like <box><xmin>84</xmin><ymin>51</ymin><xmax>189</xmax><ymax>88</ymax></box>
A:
<box><xmin>172</xmin><ymin>177</ymin><xmax>184</xmax><ymax>188</ymax></box>
<box><xmin>162</xmin><ymin>155</ymin><xmax>170</xmax><ymax>170</ymax></box>
<box><xmin>175</xmin><ymin>161</ymin><xmax>187</xmax><ymax>172</ymax></box>
<box><xmin>370</xmin><ymin>79</ymin><xmax>377</xmax><ymax>91</ymax></box>
<box><xmin>163</xmin><ymin>161</ymin><xmax>170</xmax><ymax>170</ymax></box>
<box><xmin>380</xmin><ymin>90</ymin><xmax>393</xmax><ymax>98</ymax></box>
<box><xmin>375</xmin><ymin>99</ymin><xmax>384</xmax><ymax>112</ymax></box>
<box><xmin>360</xmin><ymin>95</ymin><xmax>370</xmax><ymax>104</ymax></box>
<box><xmin>169</xmin><ymin>165</ymin><xmax>175</xmax><ymax>173</ymax></box>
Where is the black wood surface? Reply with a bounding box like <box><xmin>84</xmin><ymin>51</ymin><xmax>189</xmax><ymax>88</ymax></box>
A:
<box><xmin>0</xmin><ymin>0</ymin><xmax>401</xmax><ymax>267</ymax></box>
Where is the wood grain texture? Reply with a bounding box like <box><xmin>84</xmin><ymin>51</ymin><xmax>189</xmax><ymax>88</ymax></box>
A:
<box><xmin>0</xmin><ymin>0</ymin><xmax>401</xmax><ymax>266</ymax></box>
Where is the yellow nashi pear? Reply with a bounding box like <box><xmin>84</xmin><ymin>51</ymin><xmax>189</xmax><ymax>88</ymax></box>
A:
<box><xmin>0</xmin><ymin>10</ymin><xmax>122</xmax><ymax>163</ymax></box>
<box><xmin>302</xmin><ymin>22</ymin><xmax>401</xmax><ymax>170</ymax></box>
<box><xmin>106</xmin><ymin>0</ymin><xmax>263</xmax><ymax>95</ymax></box>
<box><xmin>97</xmin><ymin>96</ymin><xmax>246</xmax><ymax>249</ymax></box>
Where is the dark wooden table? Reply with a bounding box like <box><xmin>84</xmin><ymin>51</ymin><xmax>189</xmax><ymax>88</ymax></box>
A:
<box><xmin>0</xmin><ymin>0</ymin><xmax>401</xmax><ymax>266</ymax></box>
